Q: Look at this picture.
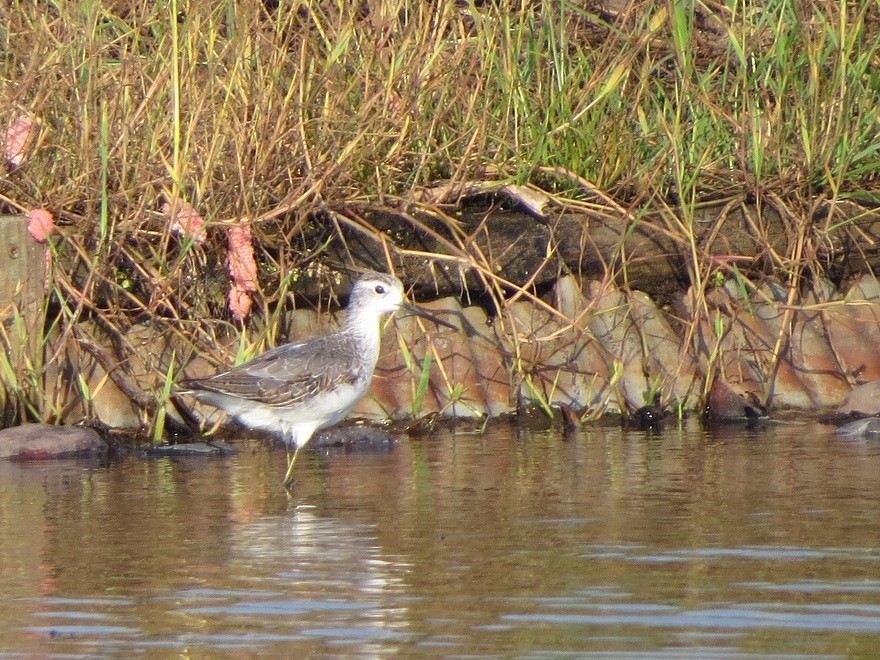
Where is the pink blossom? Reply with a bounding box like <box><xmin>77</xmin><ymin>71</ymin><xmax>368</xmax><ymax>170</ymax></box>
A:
<box><xmin>227</xmin><ymin>222</ymin><xmax>257</xmax><ymax>292</ymax></box>
<box><xmin>163</xmin><ymin>200</ymin><xmax>206</xmax><ymax>244</ymax></box>
<box><xmin>228</xmin><ymin>281</ymin><xmax>253</xmax><ymax>322</ymax></box>
<box><xmin>4</xmin><ymin>115</ymin><xmax>34</xmax><ymax>167</ymax></box>
<box><xmin>26</xmin><ymin>208</ymin><xmax>55</xmax><ymax>242</ymax></box>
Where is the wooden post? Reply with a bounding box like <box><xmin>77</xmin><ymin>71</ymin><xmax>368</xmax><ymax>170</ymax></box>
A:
<box><xmin>0</xmin><ymin>215</ymin><xmax>48</xmax><ymax>422</ymax></box>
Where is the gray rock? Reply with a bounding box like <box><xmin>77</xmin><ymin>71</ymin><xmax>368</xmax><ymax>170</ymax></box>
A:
<box><xmin>0</xmin><ymin>423</ymin><xmax>106</xmax><ymax>460</ymax></box>
<box><xmin>312</xmin><ymin>425</ymin><xmax>394</xmax><ymax>452</ymax></box>
<box><xmin>835</xmin><ymin>417</ymin><xmax>880</xmax><ymax>438</ymax></box>
<box><xmin>141</xmin><ymin>441</ymin><xmax>239</xmax><ymax>457</ymax></box>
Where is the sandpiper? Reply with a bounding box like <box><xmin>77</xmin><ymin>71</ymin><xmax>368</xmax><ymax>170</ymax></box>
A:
<box><xmin>178</xmin><ymin>271</ymin><xmax>444</xmax><ymax>488</ymax></box>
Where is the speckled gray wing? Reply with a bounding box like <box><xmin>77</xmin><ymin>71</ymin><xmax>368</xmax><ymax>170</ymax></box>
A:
<box><xmin>181</xmin><ymin>334</ymin><xmax>358</xmax><ymax>407</ymax></box>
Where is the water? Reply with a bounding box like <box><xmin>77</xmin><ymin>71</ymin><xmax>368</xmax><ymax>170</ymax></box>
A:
<box><xmin>1</xmin><ymin>419</ymin><xmax>880</xmax><ymax>656</ymax></box>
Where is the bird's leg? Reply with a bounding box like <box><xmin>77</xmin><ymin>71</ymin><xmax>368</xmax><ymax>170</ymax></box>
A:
<box><xmin>281</xmin><ymin>423</ymin><xmax>301</xmax><ymax>489</ymax></box>
<box><xmin>282</xmin><ymin>443</ymin><xmax>302</xmax><ymax>489</ymax></box>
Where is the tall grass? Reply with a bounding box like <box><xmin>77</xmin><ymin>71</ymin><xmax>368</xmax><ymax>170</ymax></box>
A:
<box><xmin>1</xmin><ymin>0</ymin><xmax>878</xmax><ymax>423</ymax></box>
<box><xmin>5</xmin><ymin>2</ymin><xmax>877</xmax><ymax>213</ymax></box>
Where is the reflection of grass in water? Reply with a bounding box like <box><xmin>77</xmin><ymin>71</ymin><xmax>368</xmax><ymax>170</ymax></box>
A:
<box><xmin>4</xmin><ymin>1</ymin><xmax>879</xmax><ymax>424</ymax></box>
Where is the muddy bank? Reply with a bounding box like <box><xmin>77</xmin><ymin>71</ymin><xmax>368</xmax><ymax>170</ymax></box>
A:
<box><xmin>310</xmin><ymin>189</ymin><xmax>880</xmax><ymax>308</ymax></box>
<box><xmin>5</xmin><ymin>189</ymin><xmax>880</xmax><ymax>433</ymax></box>
<box><xmin>45</xmin><ymin>271</ymin><xmax>880</xmax><ymax>432</ymax></box>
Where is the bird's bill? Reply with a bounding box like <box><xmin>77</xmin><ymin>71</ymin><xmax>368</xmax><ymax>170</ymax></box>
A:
<box><xmin>399</xmin><ymin>301</ymin><xmax>458</xmax><ymax>331</ymax></box>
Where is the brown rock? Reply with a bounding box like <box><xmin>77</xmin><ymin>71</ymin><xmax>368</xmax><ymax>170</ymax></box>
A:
<box><xmin>587</xmin><ymin>280</ymin><xmax>647</xmax><ymax>410</ymax></box>
<box><xmin>462</xmin><ymin>305</ymin><xmax>513</xmax><ymax>417</ymax></box>
<box><xmin>419</xmin><ymin>297</ymin><xmax>487</xmax><ymax>418</ymax></box>
<box><xmin>0</xmin><ymin>424</ymin><xmax>106</xmax><ymax>460</ymax></box>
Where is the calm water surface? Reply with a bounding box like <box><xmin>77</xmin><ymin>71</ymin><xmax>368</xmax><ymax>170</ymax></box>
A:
<box><xmin>1</xmin><ymin>419</ymin><xmax>880</xmax><ymax>656</ymax></box>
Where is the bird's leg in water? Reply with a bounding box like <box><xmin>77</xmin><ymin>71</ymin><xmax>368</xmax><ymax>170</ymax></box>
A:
<box><xmin>283</xmin><ymin>443</ymin><xmax>303</xmax><ymax>489</ymax></box>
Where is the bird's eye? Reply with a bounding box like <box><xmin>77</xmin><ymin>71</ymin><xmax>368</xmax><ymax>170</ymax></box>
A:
<box><xmin>375</xmin><ymin>285</ymin><xmax>385</xmax><ymax>294</ymax></box>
